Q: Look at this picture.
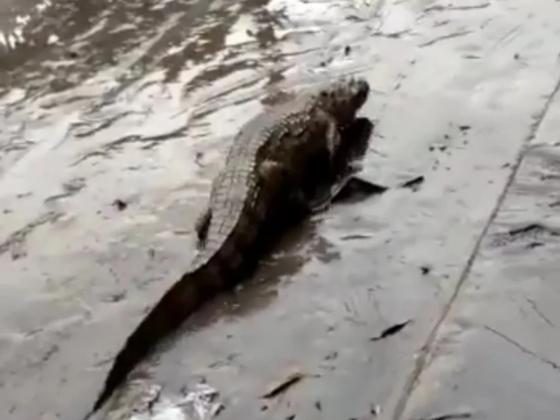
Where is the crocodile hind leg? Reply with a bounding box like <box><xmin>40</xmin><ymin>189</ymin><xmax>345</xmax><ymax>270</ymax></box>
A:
<box><xmin>258</xmin><ymin>158</ymin><xmax>322</xmax><ymax>219</ymax></box>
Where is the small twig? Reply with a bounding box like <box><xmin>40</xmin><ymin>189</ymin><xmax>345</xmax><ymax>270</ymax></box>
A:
<box><xmin>417</xmin><ymin>413</ymin><xmax>472</xmax><ymax>420</ymax></box>
<box><xmin>401</xmin><ymin>176</ymin><xmax>425</xmax><ymax>191</ymax></box>
<box><xmin>261</xmin><ymin>372</ymin><xmax>305</xmax><ymax>399</ymax></box>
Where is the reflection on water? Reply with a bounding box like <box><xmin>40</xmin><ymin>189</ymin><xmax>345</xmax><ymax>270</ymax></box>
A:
<box><xmin>0</xmin><ymin>0</ymin><xmax>53</xmax><ymax>50</ymax></box>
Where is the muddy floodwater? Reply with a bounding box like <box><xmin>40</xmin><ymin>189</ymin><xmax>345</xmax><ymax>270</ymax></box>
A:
<box><xmin>2</xmin><ymin>0</ymin><xmax>560</xmax><ymax>419</ymax></box>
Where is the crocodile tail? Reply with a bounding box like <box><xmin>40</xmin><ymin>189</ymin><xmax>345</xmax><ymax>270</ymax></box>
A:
<box><xmin>91</xmin><ymin>264</ymin><xmax>219</xmax><ymax>413</ymax></box>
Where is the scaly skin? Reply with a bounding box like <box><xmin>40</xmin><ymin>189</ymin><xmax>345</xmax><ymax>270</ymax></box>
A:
<box><xmin>89</xmin><ymin>77</ymin><xmax>370</xmax><ymax>416</ymax></box>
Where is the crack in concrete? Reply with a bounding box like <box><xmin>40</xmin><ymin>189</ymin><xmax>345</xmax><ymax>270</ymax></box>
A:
<box><xmin>390</xmin><ymin>71</ymin><xmax>560</xmax><ymax>420</ymax></box>
<box><xmin>525</xmin><ymin>297</ymin><xmax>555</xmax><ymax>328</ymax></box>
<box><xmin>484</xmin><ymin>325</ymin><xmax>560</xmax><ymax>371</ymax></box>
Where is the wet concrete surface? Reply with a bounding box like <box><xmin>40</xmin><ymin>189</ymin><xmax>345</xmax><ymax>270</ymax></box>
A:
<box><xmin>2</xmin><ymin>0</ymin><xmax>560</xmax><ymax>419</ymax></box>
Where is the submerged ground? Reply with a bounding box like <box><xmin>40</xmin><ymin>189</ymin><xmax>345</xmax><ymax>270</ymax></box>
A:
<box><xmin>2</xmin><ymin>0</ymin><xmax>560</xmax><ymax>419</ymax></box>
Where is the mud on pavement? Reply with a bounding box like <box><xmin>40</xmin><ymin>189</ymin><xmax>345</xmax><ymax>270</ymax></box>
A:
<box><xmin>2</xmin><ymin>0</ymin><xmax>560</xmax><ymax>419</ymax></box>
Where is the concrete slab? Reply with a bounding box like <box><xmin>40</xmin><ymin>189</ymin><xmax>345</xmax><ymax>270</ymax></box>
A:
<box><xmin>1</xmin><ymin>0</ymin><xmax>560</xmax><ymax>419</ymax></box>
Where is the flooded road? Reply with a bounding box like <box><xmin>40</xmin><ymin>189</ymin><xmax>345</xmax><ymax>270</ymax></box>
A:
<box><xmin>2</xmin><ymin>0</ymin><xmax>560</xmax><ymax>419</ymax></box>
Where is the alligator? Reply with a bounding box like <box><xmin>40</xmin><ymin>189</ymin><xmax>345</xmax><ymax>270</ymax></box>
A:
<box><xmin>90</xmin><ymin>117</ymin><xmax>379</xmax><ymax>420</ymax></box>
<box><xmin>88</xmin><ymin>76</ymin><xmax>372</xmax><ymax>417</ymax></box>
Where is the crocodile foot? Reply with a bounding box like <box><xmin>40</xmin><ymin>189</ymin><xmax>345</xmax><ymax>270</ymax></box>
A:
<box><xmin>332</xmin><ymin>176</ymin><xmax>388</xmax><ymax>204</ymax></box>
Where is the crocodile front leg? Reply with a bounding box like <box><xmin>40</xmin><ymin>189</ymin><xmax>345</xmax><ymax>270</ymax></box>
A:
<box><xmin>301</xmin><ymin>115</ymin><xmax>342</xmax><ymax>212</ymax></box>
<box><xmin>307</xmin><ymin>115</ymin><xmax>389</xmax><ymax>210</ymax></box>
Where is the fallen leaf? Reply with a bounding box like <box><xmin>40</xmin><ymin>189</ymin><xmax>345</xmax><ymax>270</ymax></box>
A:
<box><xmin>370</xmin><ymin>320</ymin><xmax>412</xmax><ymax>341</ymax></box>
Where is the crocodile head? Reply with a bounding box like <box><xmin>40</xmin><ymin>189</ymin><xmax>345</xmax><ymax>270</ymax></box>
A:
<box><xmin>315</xmin><ymin>77</ymin><xmax>370</xmax><ymax>126</ymax></box>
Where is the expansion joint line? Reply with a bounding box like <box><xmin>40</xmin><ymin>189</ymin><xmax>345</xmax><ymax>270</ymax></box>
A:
<box><xmin>390</xmin><ymin>74</ymin><xmax>560</xmax><ymax>420</ymax></box>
